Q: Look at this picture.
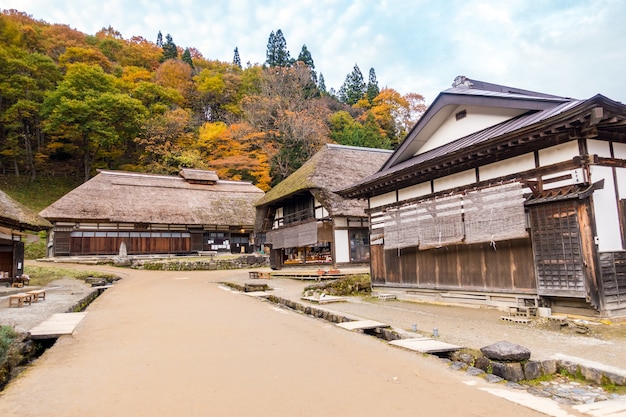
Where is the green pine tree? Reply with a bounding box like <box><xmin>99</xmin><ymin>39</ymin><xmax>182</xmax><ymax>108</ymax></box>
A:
<box><xmin>160</xmin><ymin>33</ymin><xmax>178</xmax><ymax>62</ymax></box>
<box><xmin>233</xmin><ymin>47</ymin><xmax>242</xmax><ymax>69</ymax></box>
<box><xmin>366</xmin><ymin>67</ymin><xmax>380</xmax><ymax>103</ymax></box>
<box><xmin>265</xmin><ymin>29</ymin><xmax>292</xmax><ymax>67</ymax></box>
<box><xmin>182</xmin><ymin>48</ymin><xmax>193</xmax><ymax>68</ymax></box>
<box><xmin>338</xmin><ymin>64</ymin><xmax>365</xmax><ymax>105</ymax></box>
<box><xmin>318</xmin><ymin>73</ymin><xmax>327</xmax><ymax>95</ymax></box>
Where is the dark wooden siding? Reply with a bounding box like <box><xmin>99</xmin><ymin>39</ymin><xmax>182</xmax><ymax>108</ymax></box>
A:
<box><xmin>376</xmin><ymin>238</ymin><xmax>535</xmax><ymax>292</ymax></box>
<box><xmin>599</xmin><ymin>251</ymin><xmax>626</xmax><ymax>314</ymax></box>
<box><xmin>54</xmin><ymin>232</ymin><xmax>71</xmax><ymax>255</ymax></box>
<box><xmin>65</xmin><ymin>234</ymin><xmax>191</xmax><ymax>255</ymax></box>
<box><xmin>370</xmin><ymin>244</ymin><xmax>385</xmax><ymax>284</ymax></box>
<box><xmin>0</xmin><ymin>244</ymin><xmax>12</xmax><ymax>276</ymax></box>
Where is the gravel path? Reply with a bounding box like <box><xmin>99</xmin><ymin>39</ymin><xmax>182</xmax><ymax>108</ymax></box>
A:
<box><xmin>0</xmin><ymin>278</ymin><xmax>94</xmax><ymax>333</ymax></box>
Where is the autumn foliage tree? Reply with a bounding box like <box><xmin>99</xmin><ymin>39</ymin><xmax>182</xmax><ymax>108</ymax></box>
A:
<box><xmin>41</xmin><ymin>63</ymin><xmax>147</xmax><ymax>181</ymax></box>
<box><xmin>0</xmin><ymin>10</ymin><xmax>427</xmax><ymax>190</ymax></box>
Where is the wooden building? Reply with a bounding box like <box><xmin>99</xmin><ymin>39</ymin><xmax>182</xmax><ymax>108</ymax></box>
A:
<box><xmin>340</xmin><ymin>76</ymin><xmax>626</xmax><ymax>318</ymax></box>
<box><xmin>40</xmin><ymin>169</ymin><xmax>264</xmax><ymax>257</ymax></box>
<box><xmin>0</xmin><ymin>189</ymin><xmax>50</xmax><ymax>279</ymax></box>
<box><xmin>256</xmin><ymin>144</ymin><xmax>392</xmax><ymax>269</ymax></box>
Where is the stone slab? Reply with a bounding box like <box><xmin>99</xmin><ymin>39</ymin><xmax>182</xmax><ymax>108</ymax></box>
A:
<box><xmin>301</xmin><ymin>295</ymin><xmax>347</xmax><ymax>304</ymax></box>
<box><xmin>336</xmin><ymin>320</ymin><xmax>389</xmax><ymax>330</ymax></box>
<box><xmin>29</xmin><ymin>312</ymin><xmax>87</xmax><ymax>339</ymax></box>
<box><xmin>389</xmin><ymin>337</ymin><xmax>461</xmax><ymax>353</ymax></box>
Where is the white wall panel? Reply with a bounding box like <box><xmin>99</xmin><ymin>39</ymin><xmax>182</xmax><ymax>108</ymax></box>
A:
<box><xmin>614</xmin><ymin>142</ymin><xmax>626</xmax><ymax>159</ymax></box>
<box><xmin>433</xmin><ymin>169</ymin><xmax>475</xmax><ymax>193</ymax></box>
<box><xmin>479</xmin><ymin>153</ymin><xmax>535</xmax><ymax>181</ymax></box>
<box><xmin>590</xmin><ymin>165</ymin><xmax>622</xmax><ymax>251</ymax></box>
<box><xmin>587</xmin><ymin>139</ymin><xmax>611</xmax><ymax>158</ymax></box>
<box><xmin>370</xmin><ymin>191</ymin><xmax>397</xmax><ymax>208</ymax></box>
<box><xmin>538</xmin><ymin>141</ymin><xmax>579</xmax><ymax>166</ymax></box>
<box><xmin>334</xmin><ymin>229</ymin><xmax>350</xmax><ymax>263</ymax></box>
<box><xmin>398</xmin><ymin>182</ymin><xmax>431</xmax><ymax>200</ymax></box>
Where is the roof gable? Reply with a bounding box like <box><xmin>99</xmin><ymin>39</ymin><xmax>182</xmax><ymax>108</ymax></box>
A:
<box><xmin>384</xmin><ymin>76</ymin><xmax>573</xmax><ymax>169</ymax></box>
<box><xmin>340</xmin><ymin>80</ymin><xmax>626</xmax><ymax>199</ymax></box>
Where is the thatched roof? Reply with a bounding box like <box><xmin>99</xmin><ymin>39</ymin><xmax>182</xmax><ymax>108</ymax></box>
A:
<box><xmin>40</xmin><ymin>170</ymin><xmax>265</xmax><ymax>226</ymax></box>
<box><xmin>0</xmin><ymin>189</ymin><xmax>51</xmax><ymax>232</ymax></box>
<box><xmin>255</xmin><ymin>144</ymin><xmax>392</xmax><ymax>217</ymax></box>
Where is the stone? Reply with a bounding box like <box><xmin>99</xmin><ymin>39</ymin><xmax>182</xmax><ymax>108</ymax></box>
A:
<box><xmin>541</xmin><ymin>359</ymin><xmax>558</xmax><ymax>376</ymax></box>
<box><xmin>558</xmin><ymin>359</ymin><xmax>580</xmax><ymax>376</ymax></box>
<box><xmin>466</xmin><ymin>366</ymin><xmax>485</xmax><ymax>377</ymax></box>
<box><xmin>580</xmin><ymin>366</ymin><xmax>604</xmax><ymax>385</ymax></box>
<box><xmin>491</xmin><ymin>361</ymin><xmax>525</xmax><ymax>382</ymax></box>
<box><xmin>485</xmin><ymin>374</ymin><xmax>504</xmax><ymax>383</ymax></box>
<box><xmin>524</xmin><ymin>361</ymin><xmax>543</xmax><ymax>380</ymax></box>
<box><xmin>480</xmin><ymin>341</ymin><xmax>531</xmax><ymax>362</ymax></box>
<box><xmin>474</xmin><ymin>356</ymin><xmax>490</xmax><ymax>371</ymax></box>
<box><xmin>450</xmin><ymin>361</ymin><xmax>468</xmax><ymax>371</ymax></box>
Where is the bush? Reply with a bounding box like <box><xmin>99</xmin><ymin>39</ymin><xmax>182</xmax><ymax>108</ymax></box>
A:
<box><xmin>0</xmin><ymin>326</ymin><xmax>18</xmax><ymax>364</ymax></box>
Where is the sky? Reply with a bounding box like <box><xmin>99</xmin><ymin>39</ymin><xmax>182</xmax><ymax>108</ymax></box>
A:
<box><xmin>3</xmin><ymin>0</ymin><xmax>626</xmax><ymax>104</ymax></box>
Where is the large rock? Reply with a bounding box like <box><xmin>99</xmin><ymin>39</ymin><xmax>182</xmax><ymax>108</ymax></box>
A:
<box><xmin>480</xmin><ymin>341</ymin><xmax>531</xmax><ymax>362</ymax></box>
<box><xmin>491</xmin><ymin>361</ymin><xmax>525</xmax><ymax>382</ymax></box>
<box><xmin>523</xmin><ymin>361</ymin><xmax>543</xmax><ymax>380</ymax></box>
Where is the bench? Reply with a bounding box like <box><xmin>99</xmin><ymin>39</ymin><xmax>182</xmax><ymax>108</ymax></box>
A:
<box><xmin>27</xmin><ymin>289</ymin><xmax>46</xmax><ymax>302</ymax></box>
<box><xmin>9</xmin><ymin>293</ymin><xmax>33</xmax><ymax>308</ymax></box>
<box><xmin>249</xmin><ymin>271</ymin><xmax>271</xmax><ymax>279</ymax></box>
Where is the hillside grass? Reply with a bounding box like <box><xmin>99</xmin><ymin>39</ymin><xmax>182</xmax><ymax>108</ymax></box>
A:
<box><xmin>23</xmin><ymin>265</ymin><xmax>118</xmax><ymax>287</ymax></box>
<box><xmin>0</xmin><ymin>175</ymin><xmax>81</xmax><ymax>211</ymax></box>
<box><xmin>1</xmin><ymin>175</ymin><xmax>80</xmax><ymax>259</ymax></box>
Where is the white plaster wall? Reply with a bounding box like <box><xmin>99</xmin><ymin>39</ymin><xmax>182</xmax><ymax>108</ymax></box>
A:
<box><xmin>433</xmin><ymin>169</ymin><xmax>475</xmax><ymax>193</ymax></box>
<box><xmin>398</xmin><ymin>182</ymin><xmax>431</xmax><ymax>200</ymax></box>
<box><xmin>614</xmin><ymin>142</ymin><xmax>626</xmax><ymax>159</ymax></box>
<box><xmin>616</xmin><ymin>168</ymin><xmax>626</xmax><ymax>199</ymax></box>
<box><xmin>334</xmin><ymin>229</ymin><xmax>350</xmax><ymax>263</ymax></box>
<box><xmin>590</xmin><ymin>165</ymin><xmax>622</xmax><ymax>251</ymax></box>
<box><xmin>334</xmin><ymin>217</ymin><xmax>347</xmax><ymax>227</ymax></box>
<box><xmin>417</xmin><ymin>105</ymin><xmax>526</xmax><ymax>154</ymax></box>
<box><xmin>479</xmin><ymin>153</ymin><xmax>535</xmax><ymax>181</ymax></box>
<box><xmin>370</xmin><ymin>191</ymin><xmax>397</xmax><ymax>208</ymax></box>
<box><xmin>587</xmin><ymin>139</ymin><xmax>611</xmax><ymax>158</ymax></box>
<box><xmin>538</xmin><ymin>141</ymin><xmax>580</xmax><ymax>166</ymax></box>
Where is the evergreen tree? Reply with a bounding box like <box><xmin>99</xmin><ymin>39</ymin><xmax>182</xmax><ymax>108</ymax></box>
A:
<box><xmin>265</xmin><ymin>29</ymin><xmax>291</xmax><ymax>67</ymax></box>
<box><xmin>338</xmin><ymin>64</ymin><xmax>365</xmax><ymax>105</ymax></box>
<box><xmin>318</xmin><ymin>73</ymin><xmax>327</xmax><ymax>95</ymax></box>
<box><xmin>182</xmin><ymin>48</ymin><xmax>193</xmax><ymax>68</ymax></box>
<box><xmin>233</xmin><ymin>47</ymin><xmax>242</xmax><ymax>69</ymax></box>
<box><xmin>297</xmin><ymin>44</ymin><xmax>314</xmax><ymax>68</ymax></box>
<box><xmin>156</xmin><ymin>31</ymin><xmax>163</xmax><ymax>47</ymax></box>
<box><xmin>160</xmin><ymin>33</ymin><xmax>178</xmax><ymax>62</ymax></box>
<box><xmin>366</xmin><ymin>67</ymin><xmax>380</xmax><ymax>103</ymax></box>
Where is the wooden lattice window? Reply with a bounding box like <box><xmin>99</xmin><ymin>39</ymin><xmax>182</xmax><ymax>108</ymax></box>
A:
<box><xmin>529</xmin><ymin>200</ymin><xmax>586</xmax><ymax>297</ymax></box>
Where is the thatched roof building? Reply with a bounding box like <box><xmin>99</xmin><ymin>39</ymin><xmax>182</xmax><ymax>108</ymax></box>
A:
<box><xmin>40</xmin><ymin>169</ymin><xmax>265</xmax><ymax>257</ymax></box>
<box><xmin>256</xmin><ymin>144</ymin><xmax>392</xmax><ymax>268</ymax></box>
<box><xmin>41</xmin><ymin>169</ymin><xmax>263</xmax><ymax>226</ymax></box>
<box><xmin>0</xmin><ymin>189</ymin><xmax>51</xmax><ymax>232</ymax></box>
<box><xmin>0</xmin><ymin>189</ymin><xmax>49</xmax><ymax>280</ymax></box>
<box><xmin>256</xmin><ymin>144</ymin><xmax>393</xmax><ymax>218</ymax></box>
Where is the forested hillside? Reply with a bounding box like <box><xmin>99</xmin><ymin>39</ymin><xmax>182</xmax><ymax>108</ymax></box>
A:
<box><xmin>0</xmin><ymin>9</ymin><xmax>426</xmax><ymax>190</ymax></box>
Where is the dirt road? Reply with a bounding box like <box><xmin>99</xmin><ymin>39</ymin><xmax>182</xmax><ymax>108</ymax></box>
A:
<box><xmin>0</xmin><ymin>267</ymin><xmax>566</xmax><ymax>417</ymax></box>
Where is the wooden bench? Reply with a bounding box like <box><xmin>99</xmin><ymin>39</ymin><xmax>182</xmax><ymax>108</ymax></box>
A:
<box><xmin>27</xmin><ymin>289</ymin><xmax>46</xmax><ymax>302</ymax></box>
<box><xmin>9</xmin><ymin>293</ymin><xmax>33</xmax><ymax>308</ymax></box>
<box><xmin>249</xmin><ymin>271</ymin><xmax>271</xmax><ymax>279</ymax></box>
